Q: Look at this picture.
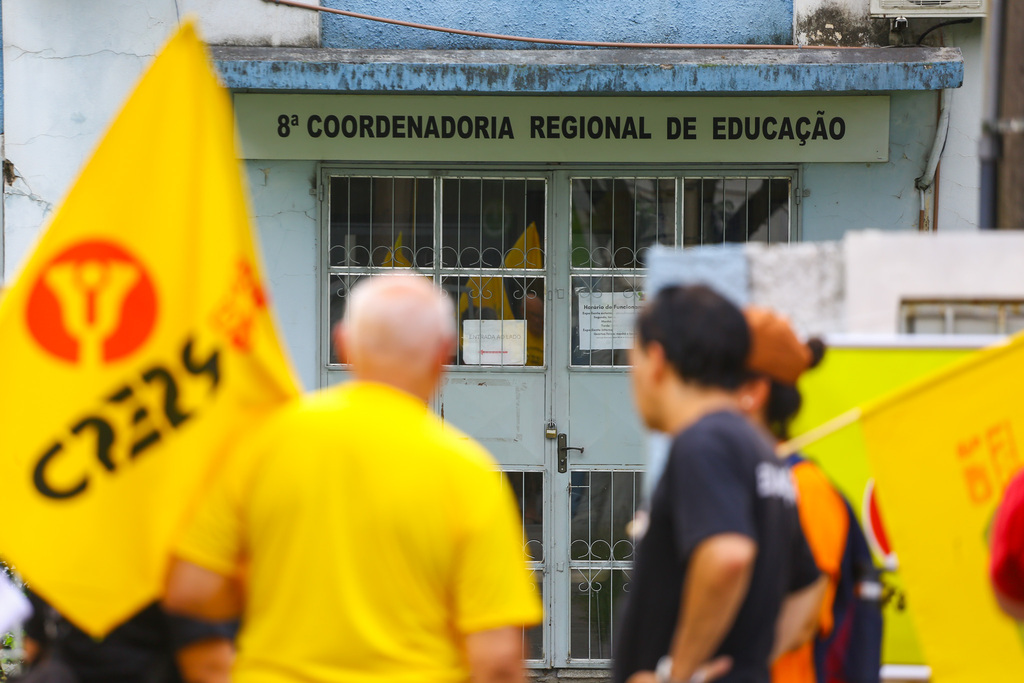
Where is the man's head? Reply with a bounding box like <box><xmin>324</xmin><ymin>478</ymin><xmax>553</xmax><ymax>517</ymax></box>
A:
<box><xmin>630</xmin><ymin>285</ymin><xmax>750</xmax><ymax>431</ymax></box>
<box><xmin>333</xmin><ymin>275</ymin><xmax>456</xmax><ymax>401</ymax></box>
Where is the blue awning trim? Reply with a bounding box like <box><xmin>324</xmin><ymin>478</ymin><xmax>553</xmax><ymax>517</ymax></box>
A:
<box><xmin>212</xmin><ymin>46</ymin><xmax>963</xmax><ymax>94</ymax></box>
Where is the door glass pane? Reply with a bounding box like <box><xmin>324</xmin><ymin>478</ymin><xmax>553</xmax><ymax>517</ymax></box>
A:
<box><xmin>683</xmin><ymin>177</ymin><xmax>792</xmax><ymax>246</ymax></box>
<box><xmin>444</xmin><ymin>275</ymin><xmax>545</xmax><ymax>366</ymax></box>
<box><xmin>502</xmin><ymin>471</ymin><xmax>545</xmax><ymax>562</ymax></box>
<box><xmin>501</xmin><ymin>471</ymin><xmax>545</xmax><ymax>661</ymax></box>
<box><xmin>570</xmin><ymin>178</ymin><xmax>675</xmax><ymax>269</ymax></box>
<box><xmin>329</xmin><ymin>272</ymin><xmax>448</xmax><ymax>364</ymax></box>
<box><xmin>568</xmin><ymin>471</ymin><xmax>642</xmax><ymax>661</ymax></box>
<box><xmin>570</xmin><ymin>275</ymin><xmax>644</xmax><ymax>367</ymax></box>
<box><xmin>441</xmin><ymin>179</ymin><xmax>546</xmax><ymax>269</ymax></box>
<box><xmin>329</xmin><ymin>177</ymin><xmax>433</xmax><ymax>268</ymax></box>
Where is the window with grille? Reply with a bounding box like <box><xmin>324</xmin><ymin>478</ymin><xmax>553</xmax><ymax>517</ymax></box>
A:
<box><xmin>324</xmin><ymin>171</ymin><xmax>795</xmax><ymax>371</ymax></box>
<box><xmin>900</xmin><ymin>299</ymin><xmax>1024</xmax><ymax>335</ymax></box>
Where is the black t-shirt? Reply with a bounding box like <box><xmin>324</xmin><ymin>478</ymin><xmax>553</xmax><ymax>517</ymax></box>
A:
<box><xmin>613</xmin><ymin>411</ymin><xmax>820</xmax><ymax>683</ymax></box>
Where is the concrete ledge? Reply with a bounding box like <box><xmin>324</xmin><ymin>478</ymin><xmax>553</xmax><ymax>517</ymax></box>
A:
<box><xmin>212</xmin><ymin>46</ymin><xmax>963</xmax><ymax>94</ymax></box>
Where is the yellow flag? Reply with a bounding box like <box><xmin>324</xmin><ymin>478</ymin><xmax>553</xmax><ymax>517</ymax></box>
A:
<box><xmin>858</xmin><ymin>334</ymin><xmax>1024</xmax><ymax>680</ymax></box>
<box><xmin>0</xmin><ymin>22</ymin><xmax>298</xmax><ymax>636</ymax></box>
<box><xmin>459</xmin><ymin>222</ymin><xmax>543</xmax><ymax>320</ymax></box>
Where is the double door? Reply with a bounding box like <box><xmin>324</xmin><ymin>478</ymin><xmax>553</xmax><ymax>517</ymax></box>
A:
<box><xmin>323</xmin><ymin>168</ymin><xmax>795</xmax><ymax>667</ymax></box>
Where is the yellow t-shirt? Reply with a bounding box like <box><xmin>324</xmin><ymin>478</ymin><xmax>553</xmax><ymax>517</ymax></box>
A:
<box><xmin>175</xmin><ymin>381</ymin><xmax>542</xmax><ymax>683</ymax></box>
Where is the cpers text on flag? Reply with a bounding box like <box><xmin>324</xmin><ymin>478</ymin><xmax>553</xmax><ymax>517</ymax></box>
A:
<box><xmin>0</xmin><ymin>22</ymin><xmax>298</xmax><ymax>636</ymax></box>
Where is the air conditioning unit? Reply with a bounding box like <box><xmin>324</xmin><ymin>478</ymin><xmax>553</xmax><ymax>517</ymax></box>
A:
<box><xmin>870</xmin><ymin>0</ymin><xmax>987</xmax><ymax>17</ymax></box>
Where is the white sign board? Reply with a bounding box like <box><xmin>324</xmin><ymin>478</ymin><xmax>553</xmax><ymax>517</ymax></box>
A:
<box><xmin>578</xmin><ymin>290</ymin><xmax>644</xmax><ymax>350</ymax></box>
<box><xmin>234</xmin><ymin>94</ymin><xmax>890</xmax><ymax>163</ymax></box>
<box><xmin>462</xmin><ymin>320</ymin><xmax>527</xmax><ymax>365</ymax></box>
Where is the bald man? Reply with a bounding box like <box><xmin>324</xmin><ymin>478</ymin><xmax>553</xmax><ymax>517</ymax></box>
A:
<box><xmin>165</xmin><ymin>276</ymin><xmax>542</xmax><ymax>683</ymax></box>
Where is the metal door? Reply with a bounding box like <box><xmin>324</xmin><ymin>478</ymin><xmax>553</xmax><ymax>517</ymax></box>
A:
<box><xmin>323</xmin><ymin>168</ymin><xmax>797</xmax><ymax>668</ymax></box>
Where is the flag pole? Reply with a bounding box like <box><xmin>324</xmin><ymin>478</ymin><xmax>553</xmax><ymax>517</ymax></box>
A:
<box><xmin>776</xmin><ymin>406</ymin><xmax>863</xmax><ymax>457</ymax></box>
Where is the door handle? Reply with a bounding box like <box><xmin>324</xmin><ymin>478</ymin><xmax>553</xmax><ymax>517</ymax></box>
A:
<box><xmin>557</xmin><ymin>433</ymin><xmax>584</xmax><ymax>473</ymax></box>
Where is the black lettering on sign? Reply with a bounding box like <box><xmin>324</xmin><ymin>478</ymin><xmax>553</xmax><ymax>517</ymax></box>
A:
<box><xmin>342</xmin><ymin>115</ymin><xmax>358</xmax><ymax>138</ymax></box>
<box><xmin>830</xmin><ymin>117</ymin><xmax>846</xmax><ymax>140</ymax></box>
<box><xmin>604</xmin><ymin>116</ymin><xmax>620</xmax><ymax>139</ymax></box>
<box><xmin>530</xmin><ymin>116</ymin><xmax>544</xmax><ymax>138</ymax></box>
<box><xmin>307</xmin><ymin>115</ymin><xmax>322</xmax><ymax>138</ymax></box>
<box><xmin>713</xmin><ymin>117</ymin><xmax>727</xmax><ymax>140</ymax></box>
<box><xmin>277</xmin><ymin>114</ymin><xmax>298</xmax><ymax>138</ymax></box>
<box><xmin>547</xmin><ymin>116</ymin><xmax>560</xmax><ymax>139</ymax></box>
<box><xmin>796</xmin><ymin>117</ymin><xmax>811</xmax><ymax>146</ymax></box>
<box><xmin>683</xmin><ymin>117</ymin><xmax>697</xmax><ymax>140</ymax></box>
<box><xmin>639</xmin><ymin>117</ymin><xmax>652</xmax><ymax>140</ymax></box>
<box><xmin>324</xmin><ymin>115</ymin><xmax>340</xmax><ymax>138</ymax></box>
<box><xmin>498</xmin><ymin>117</ymin><xmax>514</xmax><ymax>139</ymax></box>
<box><xmin>812</xmin><ymin>111</ymin><xmax>828</xmax><ymax>140</ymax></box>
<box><xmin>442</xmin><ymin>116</ymin><xmax>456</xmax><ymax>139</ymax></box>
<box><xmin>622</xmin><ymin>117</ymin><xmax>638</xmax><ymax>139</ymax></box>
<box><xmin>667</xmin><ymin>116</ymin><xmax>681</xmax><ymax>140</ymax></box>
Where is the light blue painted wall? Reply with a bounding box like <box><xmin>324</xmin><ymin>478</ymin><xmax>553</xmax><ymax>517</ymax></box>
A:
<box><xmin>801</xmin><ymin>91</ymin><xmax>937</xmax><ymax>240</ymax></box>
<box><xmin>246</xmin><ymin>160</ymin><xmax>320</xmax><ymax>391</ymax></box>
<box><xmin>321</xmin><ymin>0</ymin><xmax>794</xmax><ymax>49</ymax></box>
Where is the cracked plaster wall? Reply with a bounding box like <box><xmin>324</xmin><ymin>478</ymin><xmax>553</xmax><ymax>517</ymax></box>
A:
<box><xmin>2</xmin><ymin>0</ymin><xmax>321</xmax><ymax>378</ymax></box>
<box><xmin>245</xmin><ymin>160</ymin><xmax>319</xmax><ymax>390</ymax></box>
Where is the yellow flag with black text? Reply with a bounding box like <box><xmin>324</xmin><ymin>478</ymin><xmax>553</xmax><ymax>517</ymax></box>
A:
<box><xmin>0</xmin><ymin>22</ymin><xmax>298</xmax><ymax>636</ymax></box>
<box><xmin>860</xmin><ymin>334</ymin><xmax>1024</xmax><ymax>681</ymax></box>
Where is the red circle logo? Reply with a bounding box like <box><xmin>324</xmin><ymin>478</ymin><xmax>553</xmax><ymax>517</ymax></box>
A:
<box><xmin>26</xmin><ymin>240</ymin><xmax>158</xmax><ymax>364</ymax></box>
<box><xmin>863</xmin><ymin>479</ymin><xmax>896</xmax><ymax>568</ymax></box>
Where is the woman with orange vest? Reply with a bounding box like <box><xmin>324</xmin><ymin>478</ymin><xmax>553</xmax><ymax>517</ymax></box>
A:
<box><xmin>738</xmin><ymin>308</ymin><xmax>879</xmax><ymax>683</ymax></box>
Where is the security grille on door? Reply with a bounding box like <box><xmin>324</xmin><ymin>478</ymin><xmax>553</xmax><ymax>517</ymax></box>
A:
<box><xmin>322</xmin><ymin>169</ymin><xmax>796</xmax><ymax>667</ymax></box>
<box><xmin>326</xmin><ymin>176</ymin><xmax>547</xmax><ymax>367</ymax></box>
<box><xmin>570</xmin><ymin>176</ymin><xmax>792</xmax><ymax>367</ymax></box>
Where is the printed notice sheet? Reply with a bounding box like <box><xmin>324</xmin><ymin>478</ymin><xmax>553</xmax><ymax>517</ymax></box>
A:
<box><xmin>577</xmin><ymin>290</ymin><xmax>643</xmax><ymax>350</ymax></box>
<box><xmin>463</xmin><ymin>320</ymin><xmax>527</xmax><ymax>365</ymax></box>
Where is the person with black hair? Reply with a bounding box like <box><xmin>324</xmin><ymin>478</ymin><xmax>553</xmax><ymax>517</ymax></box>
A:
<box><xmin>614</xmin><ymin>285</ymin><xmax>822</xmax><ymax>683</ymax></box>
<box><xmin>738</xmin><ymin>308</ymin><xmax>881</xmax><ymax>683</ymax></box>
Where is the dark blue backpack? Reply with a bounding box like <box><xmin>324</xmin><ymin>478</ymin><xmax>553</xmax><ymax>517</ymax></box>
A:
<box><xmin>785</xmin><ymin>454</ymin><xmax>883</xmax><ymax>683</ymax></box>
<box><xmin>813</xmin><ymin>496</ymin><xmax>883</xmax><ymax>683</ymax></box>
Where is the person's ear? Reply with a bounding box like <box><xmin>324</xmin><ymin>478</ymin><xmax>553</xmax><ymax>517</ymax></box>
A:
<box><xmin>738</xmin><ymin>376</ymin><xmax>771</xmax><ymax>415</ymax></box>
<box><xmin>646</xmin><ymin>341</ymin><xmax>669</xmax><ymax>382</ymax></box>
<box><xmin>332</xmin><ymin>322</ymin><xmax>348</xmax><ymax>365</ymax></box>
<box><xmin>438</xmin><ymin>334</ymin><xmax>457</xmax><ymax>367</ymax></box>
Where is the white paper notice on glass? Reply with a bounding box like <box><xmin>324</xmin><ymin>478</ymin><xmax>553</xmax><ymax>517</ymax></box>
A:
<box><xmin>462</xmin><ymin>320</ymin><xmax>527</xmax><ymax>365</ymax></box>
<box><xmin>577</xmin><ymin>290</ymin><xmax>644</xmax><ymax>350</ymax></box>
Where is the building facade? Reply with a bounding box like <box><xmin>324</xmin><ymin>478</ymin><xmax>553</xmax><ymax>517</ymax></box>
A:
<box><xmin>2</xmin><ymin>0</ymin><xmax>988</xmax><ymax>675</ymax></box>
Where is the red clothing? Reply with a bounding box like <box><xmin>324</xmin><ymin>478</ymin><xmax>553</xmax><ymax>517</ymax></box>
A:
<box><xmin>991</xmin><ymin>469</ymin><xmax>1024</xmax><ymax>603</ymax></box>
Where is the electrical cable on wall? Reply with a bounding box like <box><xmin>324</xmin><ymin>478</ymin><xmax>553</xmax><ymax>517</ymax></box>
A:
<box><xmin>263</xmin><ymin>0</ymin><xmax>865</xmax><ymax>50</ymax></box>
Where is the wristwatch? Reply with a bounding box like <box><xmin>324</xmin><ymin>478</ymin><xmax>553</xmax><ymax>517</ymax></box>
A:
<box><xmin>655</xmin><ymin>656</ymin><xmax>706</xmax><ymax>683</ymax></box>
